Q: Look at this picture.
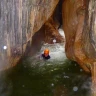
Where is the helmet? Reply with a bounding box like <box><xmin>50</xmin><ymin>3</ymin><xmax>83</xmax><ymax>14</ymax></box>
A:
<box><xmin>44</xmin><ymin>49</ymin><xmax>49</xmax><ymax>54</ymax></box>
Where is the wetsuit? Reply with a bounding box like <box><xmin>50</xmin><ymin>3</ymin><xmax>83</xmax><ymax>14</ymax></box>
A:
<box><xmin>42</xmin><ymin>54</ymin><xmax>50</xmax><ymax>60</ymax></box>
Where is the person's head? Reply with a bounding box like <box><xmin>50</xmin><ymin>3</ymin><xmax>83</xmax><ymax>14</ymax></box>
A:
<box><xmin>44</xmin><ymin>49</ymin><xmax>49</xmax><ymax>57</ymax></box>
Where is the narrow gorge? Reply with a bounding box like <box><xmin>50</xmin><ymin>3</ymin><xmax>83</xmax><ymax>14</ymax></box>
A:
<box><xmin>0</xmin><ymin>0</ymin><xmax>96</xmax><ymax>96</ymax></box>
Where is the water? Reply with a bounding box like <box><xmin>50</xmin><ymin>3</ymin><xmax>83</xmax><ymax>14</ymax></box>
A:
<box><xmin>0</xmin><ymin>58</ymin><xmax>91</xmax><ymax>96</ymax></box>
<box><xmin>0</xmin><ymin>43</ymin><xmax>92</xmax><ymax>96</ymax></box>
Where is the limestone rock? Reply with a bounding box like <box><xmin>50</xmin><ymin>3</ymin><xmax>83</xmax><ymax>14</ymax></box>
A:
<box><xmin>62</xmin><ymin>0</ymin><xmax>96</xmax><ymax>73</ymax></box>
<box><xmin>44</xmin><ymin>17</ymin><xmax>64</xmax><ymax>44</ymax></box>
<box><xmin>0</xmin><ymin>0</ymin><xmax>59</xmax><ymax>70</ymax></box>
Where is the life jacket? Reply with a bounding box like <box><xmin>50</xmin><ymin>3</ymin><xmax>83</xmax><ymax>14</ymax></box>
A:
<box><xmin>42</xmin><ymin>54</ymin><xmax>50</xmax><ymax>60</ymax></box>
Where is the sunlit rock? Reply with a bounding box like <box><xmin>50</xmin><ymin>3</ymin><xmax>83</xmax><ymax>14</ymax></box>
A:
<box><xmin>62</xmin><ymin>0</ymin><xmax>96</xmax><ymax>73</ymax></box>
<box><xmin>62</xmin><ymin>1</ymin><xmax>96</xmax><ymax>94</ymax></box>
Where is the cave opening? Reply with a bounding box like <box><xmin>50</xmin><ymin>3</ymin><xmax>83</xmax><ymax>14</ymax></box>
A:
<box><xmin>53</xmin><ymin>0</ymin><xmax>63</xmax><ymax>29</ymax></box>
<box><xmin>25</xmin><ymin>0</ymin><xmax>65</xmax><ymax>57</ymax></box>
<box><xmin>52</xmin><ymin>0</ymin><xmax>65</xmax><ymax>43</ymax></box>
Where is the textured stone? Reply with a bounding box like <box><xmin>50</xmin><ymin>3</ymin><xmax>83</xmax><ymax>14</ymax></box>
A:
<box><xmin>62</xmin><ymin>0</ymin><xmax>96</xmax><ymax>95</ymax></box>
<box><xmin>0</xmin><ymin>0</ymin><xmax>59</xmax><ymax>70</ymax></box>
<box><xmin>44</xmin><ymin>17</ymin><xmax>64</xmax><ymax>44</ymax></box>
<box><xmin>62</xmin><ymin>0</ymin><xmax>95</xmax><ymax>73</ymax></box>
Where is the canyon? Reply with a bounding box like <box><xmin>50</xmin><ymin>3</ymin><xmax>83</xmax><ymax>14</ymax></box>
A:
<box><xmin>0</xmin><ymin>0</ymin><xmax>96</xmax><ymax>95</ymax></box>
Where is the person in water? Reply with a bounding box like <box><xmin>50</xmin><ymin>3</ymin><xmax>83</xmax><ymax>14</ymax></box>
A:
<box><xmin>42</xmin><ymin>49</ymin><xmax>50</xmax><ymax>60</ymax></box>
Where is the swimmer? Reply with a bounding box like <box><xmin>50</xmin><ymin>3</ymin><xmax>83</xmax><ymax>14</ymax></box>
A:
<box><xmin>41</xmin><ymin>49</ymin><xmax>50</xmax><ymax>60</ymax></box>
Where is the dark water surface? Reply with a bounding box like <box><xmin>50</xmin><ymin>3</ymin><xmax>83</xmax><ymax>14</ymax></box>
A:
<box><xmin>0</xmin><ymin>58</ymin><xmax>92</xmax><ymax>96</ymax></box>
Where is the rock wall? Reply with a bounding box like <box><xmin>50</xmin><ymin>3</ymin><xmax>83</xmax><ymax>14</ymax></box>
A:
<box><xmin>44</xmin><ymin>17</ymin><xmax>64</xmax><ymax>44</ymax></box>
<box><xmin>62</xmin><ymin>1</ymin><xmax>96</xmax><ymax>94</ymax></box>
<box><xmin>62</xmin><ymin>0</ymin><xmax>96</xmax><ymax>73</ymax></box>
<box><xmin>62</xmin><ymin>1</ymin><xmax>96</xmax><ymax>93</ymax></box>
<box><xmin>62</xmin><ymin>0</ymin><xmax>94</xmax><ymax>73</ymax></box>
<box><xmin>0</xmin><ymin>0</ymin><xmax>59</xmax><ymax>70</ymax></box>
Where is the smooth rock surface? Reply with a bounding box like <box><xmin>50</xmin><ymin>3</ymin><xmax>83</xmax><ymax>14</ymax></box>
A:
<box><xmin>62</xmin><ymin>0</ymin><xmax>96</xmax><ymax>73</ymax></box>
<box><xmin>0</xmin><ymin>0</ymin><xmax>59</xmax><ymax>70</ymax></box>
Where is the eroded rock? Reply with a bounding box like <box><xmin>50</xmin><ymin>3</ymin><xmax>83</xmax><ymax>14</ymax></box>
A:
<box><xmin>0</xmin><ymin>0</ymin><xmax>59</xmax><ymax>70</ymax></box>
<box><xmin>44</xmin><ymin>17</ymin><xmax>64</xmax><ymax>44</ymax></box>
<box><xmin>62</xmin><ymin>0</ymin><xmax>96</xmax><ymax>95</ymax></box>
<box><xmin>62</xmin><ymin>0</ymin><xmax>96</xmax><ymax>73</ymax></box>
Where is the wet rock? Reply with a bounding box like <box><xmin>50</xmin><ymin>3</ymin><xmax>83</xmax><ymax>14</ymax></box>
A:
<box><xmin>44</xmin><ymin>17</ymin><xmax>64</xmax><ymax>44</ymax></box>
<box><xmin>0</xmin><ymin>0</ymin><xmax>59</xmax><ymax>70</ymax></box>
<box><xmin>62</xmin><ymin>1</ymin><xmax>96</xmax><ymax>95</ymax></box>
<box><xmin>62</xmin><ymin>0</ymin><xmax>96</xmax><ymax>73</ymax></box>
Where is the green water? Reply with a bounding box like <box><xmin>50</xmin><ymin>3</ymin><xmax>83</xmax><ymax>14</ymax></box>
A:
<box><xmin>3</xmin><ymin>59</ymin><xmax>91</xmax><ymax>96</ymax></box>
